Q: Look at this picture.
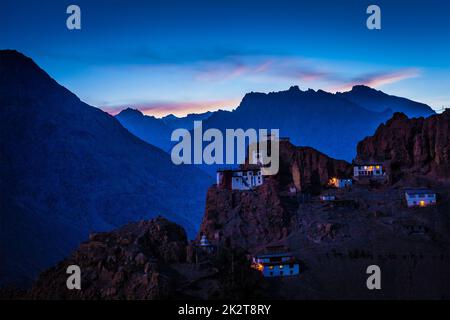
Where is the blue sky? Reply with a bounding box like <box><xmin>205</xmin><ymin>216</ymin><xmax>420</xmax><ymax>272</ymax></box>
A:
<box><xmin>1</xmin><ymin>0</ymin><xmax>449</xmax><ymax>116</ymax></box>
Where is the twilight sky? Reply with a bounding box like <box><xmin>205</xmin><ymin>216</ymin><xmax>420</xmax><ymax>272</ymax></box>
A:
<box><xmin>1</xmin><ymin>0</ymin><xmax>449</xmax><ymax>117</ymax></box>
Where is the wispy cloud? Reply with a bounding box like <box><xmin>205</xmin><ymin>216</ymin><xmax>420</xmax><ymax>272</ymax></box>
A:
<box><xmin>78</xmin><ymin>51</ymin><xmax>423</xmax><ymax>117</ymax></box>
<box><xmin>189</xmin><ymin>55</ymin><xmax>420</xmax><ymax>91</ymax></box>
<box><xmin>193</xmin><ymin>56</ymin><xmax>329</xmax><ymax>83</ymax></box>
<box><xmin>330</xmin><ymin>68</ymin><xmax>421</xmax><ymax>92</ymax></box>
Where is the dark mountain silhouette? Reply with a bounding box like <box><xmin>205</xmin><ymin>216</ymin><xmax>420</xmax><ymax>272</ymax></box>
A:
<box><xmin>201</xmin><ymin>86</ymin><xmax>389</xmax><ymax>162</ymax></box>
<box><xmin>0</xmin><ymin>50</ymin><xmax>212</xmax><ymax>286</ymax></box>
<box><xmin>336</xmin><ymin>85</ymin><xmax>435</xmax><ymax>118</ymax></box>
<box><xmin>116</xmin><ymin>86</ymin><xmax>434</xmax><ymax>168</ymax></box>
<box><xmin>115</xmin><ymin>109</ymin><xmax>212</xmax><ymax>151</ymax></box>
<box><xmin>115</xmin><ymin>108</ymin><xmax>174</xmax><ymax>152</ymax></box>
<box><xmin>161</xmin><ymin>111</ymin><xmax>212</xmax><ymax>130</ymax></box>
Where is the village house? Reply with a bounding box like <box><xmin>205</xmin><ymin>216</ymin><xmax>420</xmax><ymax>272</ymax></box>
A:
<box><xmin>353</xmin><ymin>163</ymin><xmax>384</xmax><ymax>178</ymax></box>
<box><xmin>405</xmin><ymin>189</ymin><xmax>437</xmax><ymax>207</ymax></box>
<box><xmin>216</xmin><ymin>168</ymin><xmax>263</xmax><ymax>190</ymax></box>
<box><xmin>329</xmin><ymin>177</ymin><xmax>353</xmax><ymax>188</ymax></box>
<box><xmin>251</xmin><ymin>246</ymin><xmax>299</xmax><ymax>277</ymax></box>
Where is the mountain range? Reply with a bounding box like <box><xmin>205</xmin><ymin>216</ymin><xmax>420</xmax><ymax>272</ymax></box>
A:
<box><xmin>116</xmin><ymin>108</ymin><xmax>212</xmax><ymax>152</ymax></box>
<box><xmin>0</xmin><ymin>50</ymin><xmax>212</xmax><ymax>286</ymax></box>
<box><xmin>116</xmin><ymin>85</ymin><xmax>435</xmax><ymax>170</ymax></box>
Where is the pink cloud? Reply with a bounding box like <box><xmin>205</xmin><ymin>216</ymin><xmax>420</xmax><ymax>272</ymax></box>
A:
<box><xmin>331</xmin><ymin>68</ymin><xmax>420</xmax><ymax>92</ymax></box>
<box><xmin>195</xmin><ymin>59</ymin><xmax>274</xmax><ymax>82</ymax></box>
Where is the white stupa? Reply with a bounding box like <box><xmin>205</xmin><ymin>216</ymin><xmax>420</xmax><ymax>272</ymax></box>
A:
<box><xmin>200</xmin><ymin>234</ymin><xmax>211</xmax><ymax>247</ymax></box>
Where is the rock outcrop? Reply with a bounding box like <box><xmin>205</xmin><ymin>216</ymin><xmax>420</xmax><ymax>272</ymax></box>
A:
<box><xmin>199</xmin><ymin>180</ymin><xmax>291</xmax><ymax>249</ymax></box>
<box><xmin>277</xmin><ymin>140</ymin><xmax>352</xmax><ymax>193</ymax></box>
<box><xmin>199</xmin><ymin>140</ymin><xmax>352</xmax><ymax>250</ymax></box>
<box><xmin>28</xmin><ymin>217</ymin><xmax>188</xmax><ymax>299</ymax></box>
<box><xmin>355</xmin><ymin>110</ymin><xmax>450</xmax><ymax>184</ymax></box>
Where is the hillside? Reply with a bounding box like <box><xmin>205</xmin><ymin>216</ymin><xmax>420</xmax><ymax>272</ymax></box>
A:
<box><xmin>198</xmin><ymin>114</ymin><xmax>450</xmax><ymax>298</ymax></box>
<box><xmin>0</xmin><ymin>50</ymin><xmax>212</xmax><ymax>286</ymax></box>
<box><xmin>10</xmin><ymin>113</ymin><xmax>450</xmax><ymax>300</ymax></box>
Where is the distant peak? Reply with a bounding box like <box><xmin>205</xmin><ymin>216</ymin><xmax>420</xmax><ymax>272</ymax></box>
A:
<box><xmin>0</xmin><ymin>49</ymin><xmax>79</xmax><ymax>102</ymax></box>
<box><xmin>351</xmin><ymin>85</ymin><xmax>377</xmax><ymax>92</ymax></box>
<box><xmin>0</xmin><ymin>49</ymin><xmax>22</xmax><ymax>55</ymax></box>
<box><xmin>0</xmin><ymin>49</ymin><xmax>39</xmax><ymax>68</ymax></box>
<box><xmin>117</xmin><ymin>108</ymin><xmax>144</xmax><ymax>117</ymax></box>
<box><xmin>288</xmin><ymin>85</ymin><xmax>301</xmax><ymax>92</ymax></box>
<box><xmin>162</xmin><ymin>114</ymin><xmax>178</xmax><ymax>120</ymax></box>
<box><xmin>0</xmin><ymin>49</ymin><xmax>27</xmax><ymax>58</ymax></box>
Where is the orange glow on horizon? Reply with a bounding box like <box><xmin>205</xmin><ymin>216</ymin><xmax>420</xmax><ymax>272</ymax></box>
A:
<box><xmin>103</xmin><ymin>98</ymin><xmax>240</xmax><ymax>118</ymax></box>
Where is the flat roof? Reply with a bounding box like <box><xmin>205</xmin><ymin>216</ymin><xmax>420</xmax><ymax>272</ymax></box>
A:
<box><xmin>258</xmin><ymin>261</ymin><xmax>298</xmax><ymax>266</ymax></box>
<box><xmin>255</xmin><ymin>252</ymin><xmax>294</xmax><ymax>259</ymax></box>
<box><xmin>405</xmin><ymin>189</ymin><xmax>435</xmax><ymax>195</ymax></box>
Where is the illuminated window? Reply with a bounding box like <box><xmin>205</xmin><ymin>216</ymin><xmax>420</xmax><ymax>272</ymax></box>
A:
<box><xmin>419</xmin><ymin>200</ymin><xmax>425</xmax><ymax>207</ymax></box>
<box><xmin>279</xmin><ymin>265</ymin><xmax>284</xmax><ymax>269</ymax></box>
<box><xmin>269</xmin><ymin>265</ymin><xmax>274</xmax><ymax>270</ymax></box>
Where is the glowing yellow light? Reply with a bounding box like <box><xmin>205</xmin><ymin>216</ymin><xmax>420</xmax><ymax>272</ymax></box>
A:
<box><xmin>376</xmin><ymin>165</ymin><xmax>380</xmax><ymax>169</ymax></box>
<box><xmin>269</xmin><ymin>265</ymin><xmax>274</xmax><ymax>270</ymax></box>
<box><xmin>329</xmin><ymin>177</ymin><xmax>338</xmax><ymax>186</ymax></box>
<box><xmin>419</xmin><ymin>200</ymin><xmax>426</xmax><ymax>207</ymax></box>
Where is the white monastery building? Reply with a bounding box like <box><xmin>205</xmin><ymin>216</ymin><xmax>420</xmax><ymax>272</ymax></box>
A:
<box><xmin>216</xmin><ymin>168</ymin><xmax>263</xmax><ymax>191</ymax></box>
<box><xmin>405</xmin><ymin>189</ymin><xmax>437</xmax><ymax>207</ymax></box>
<box><xmin>353</xmin><ymin>164</ymin><xmax>384</xmax><ymax>178</ymax></box>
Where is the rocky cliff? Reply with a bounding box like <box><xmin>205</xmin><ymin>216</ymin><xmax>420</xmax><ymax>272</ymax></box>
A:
<box><xmin>277</xmin><ymin>140</ymin><xmax>352</xmax><ymax>193</ymax></box>
<box><xmin>356</xmin><ymin>110</ymin><xmax>450</xmax><ymax>184</ymax></box>
<box><xmin>199</xmin><ymin>140</ymin><xmax>352</xmax><ymax>249</ymax></box>
<box><xmin>24</xmin><ymin>217</ymin><xmax>265</xmax><ymax>300</ymax></box>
